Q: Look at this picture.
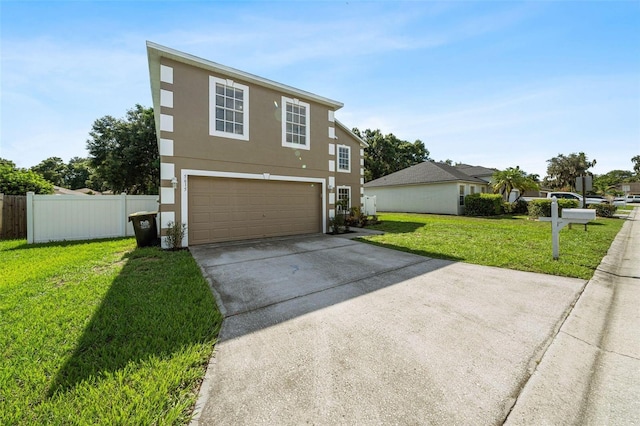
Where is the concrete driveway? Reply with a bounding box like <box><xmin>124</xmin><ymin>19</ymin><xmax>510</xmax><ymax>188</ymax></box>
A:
<box><xmin>190</xmin><ymin>233</ymin><xmax>586</xmax><ymax>425</ymax></box>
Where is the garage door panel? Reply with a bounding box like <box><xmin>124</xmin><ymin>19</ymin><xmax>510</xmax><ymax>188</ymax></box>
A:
<box><xmin>188</xmin><ymin>177</ymin><xmax>322</xmax><ymax>245</ymax></box>
<box><xmin>192</xmin><ymin>212</ymin><xmax>211</xmax><ymax>223</ymax></box>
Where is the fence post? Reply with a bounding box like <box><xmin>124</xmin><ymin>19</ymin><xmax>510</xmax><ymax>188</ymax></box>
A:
<box><xmin>26</xmin><ymin>192</ymin><xmax>34</xmax><ymax>244</ymax></box>
<box><xmin>120</xmin><ymin>193</ymin><xmax>127</xmax><ymax>237</ymax></box>
<box><xmin>0</xmin><ymin>193</ymin><xmax>4</xmax><ymax>239</ymax></box>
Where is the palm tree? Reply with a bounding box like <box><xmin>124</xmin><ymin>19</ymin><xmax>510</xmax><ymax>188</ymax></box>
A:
<box><xmin>492</xmin><ymin>167</ymin><xmax>539</xmax><ymax>201</ymax></box>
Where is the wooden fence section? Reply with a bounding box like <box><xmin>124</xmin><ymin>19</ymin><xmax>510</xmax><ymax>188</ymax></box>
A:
<box><xmin>26</xmin><ymin>193</ymin><xmax>159</xmax><ymax>244</ymax></box>
<box><xmin>0</xmin><ymin>194</ymin><xmax>27</xmax><ymax>239</ymax></box>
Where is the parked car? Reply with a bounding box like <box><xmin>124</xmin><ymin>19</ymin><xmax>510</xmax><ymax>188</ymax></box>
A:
<box><xmin>626</xmin><ymin>194</ymin><xmax>640</xmax><ymax>203</ymax></box>
<box><xmin>612</xmin><ymin>197</ymin><xmax>627</xmax><ymax>207</ymax></box>
<box><xmin>547</xmin><ymin>192</ymin><xmax>608</xmax><ymax>206</ymax></box>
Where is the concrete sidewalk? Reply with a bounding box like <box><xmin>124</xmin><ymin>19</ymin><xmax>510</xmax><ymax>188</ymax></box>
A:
<box><xmin>506</xmin><ymin>207</ymin><xmax>640</xmax><ymax>424</ymax></box>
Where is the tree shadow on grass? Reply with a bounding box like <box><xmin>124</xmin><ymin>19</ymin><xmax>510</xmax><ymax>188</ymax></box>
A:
<box><xmin>366</xmin><ymin>220</ymin><xmax>428</xmax><ymax>234</ymax></box>
<box><xmin>47</xmin><ymin>247</ymin><xmax>222</xmax><ymax>397</ymax></box>
<box><xmin>356</xmin><ymin>238</ymin><xmax>464</xmax><ymax>262</ymax></box>
<box><xmin>6</xmin><ymin>237</ymin><xmax>133</xmax><ymax>251</ymax></box>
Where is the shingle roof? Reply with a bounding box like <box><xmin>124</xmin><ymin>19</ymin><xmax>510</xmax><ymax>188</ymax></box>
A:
<box><xmin>365</xmin><ymin>161</ymin><xmax>488</xmax><ymax>188</ymax></box>
<box><xmin>454</xmin><ymin>164</ymin><xmax>497</xmax><ymax>178</ymax></box>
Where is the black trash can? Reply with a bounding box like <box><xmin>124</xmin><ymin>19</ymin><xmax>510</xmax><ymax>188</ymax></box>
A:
<box><xmin>128</xmin><ymin>211</ymin><xmax>159</xmax><ymax>247</ymax></box>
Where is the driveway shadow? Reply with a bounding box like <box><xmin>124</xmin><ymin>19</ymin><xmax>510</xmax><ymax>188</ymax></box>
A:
<box><xmin>191</xmin><ymin>234</ymin><xmax>454</xmax><ymax>340</ymax></box>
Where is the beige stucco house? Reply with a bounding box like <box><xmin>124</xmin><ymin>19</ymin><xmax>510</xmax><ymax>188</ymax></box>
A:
<box><xmin>364</xmin><ymin>162</ymin><xmax>491</xmax><ymax>215</ymax></box>
<box><xmin>147</xmin><ymin>42</ymin><xmax>366</xmax><ymax>247</ymax></box>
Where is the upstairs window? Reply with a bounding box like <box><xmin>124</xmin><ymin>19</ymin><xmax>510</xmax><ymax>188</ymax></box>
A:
<box><xmin>209</xmin><ymin>76</ymin><xmax>249</xmax><ymax>141</ymax></box>
<box><xmin>337</xmin><ymin>145</ymin><xmax>351</xmax><ymax>173</ymax></box>
<box><xmin>282</xmin><ymin>96</ymin><xmax>310</xmax><ymax>150</ymax></box>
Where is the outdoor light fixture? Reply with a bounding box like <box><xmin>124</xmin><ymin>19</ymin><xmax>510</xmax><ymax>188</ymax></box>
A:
<box><xmin>170</xmin><ymin>176</ymin><xmax>178</xmax><ymax>189</ymax></box>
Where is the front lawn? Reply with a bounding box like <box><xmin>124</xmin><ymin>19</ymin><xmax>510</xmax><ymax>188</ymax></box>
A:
<box><xmin>362</xmin><ymin>213</ymin><xmax>626</xmax><ymax>279</ymax></box>
<box><xmin>0</xmin><ymin>238</ymin><xmax>222</xmax><ymax>425</ymax></box>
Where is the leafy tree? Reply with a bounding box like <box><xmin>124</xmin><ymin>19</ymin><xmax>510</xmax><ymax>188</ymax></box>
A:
<box><xmin>632</xmin><ymin>155</ymin><xmax>640</xmax><ymax>176</ymax></box>
<box><xmin>65</xmin><ymin>157</ymin><xmax>92</xmax><ymax>190</ymax></box>
<box><xmin>492</xmin><ymin>166</ymin><xmax>539</xmax><ymax>201</ymax></box>
<box><xmin>544</xmin><ymin>152</ymin><xmax>596</xmax><ymax>190</ymax></box>
<box><xmin>353</xmin><ymin>128</ymin><xmax>430</xmax><ymax>182</ymax></box>
<box><xmin>0</xmin><ymin>159</ymin><xmax>54</xmax><ymax>195</ymax></box>
<box><xmin>31</xmin><ymin>157</ymin><xmax>67</xmax><ymax>187</ymax></box>
<box><xmin>86</xmin><ymin>104</ymin><xmax>159</xmax><ymax>194</ymax></box>
<box><xmin>0</xmin><ymin>158</ymin><xmax>16</xmax><ymax>168</ymax></box>
<box><xmin>593</xmin><ymin>169</ymin><xmax>634</xmax><ymax>196</ymax></box>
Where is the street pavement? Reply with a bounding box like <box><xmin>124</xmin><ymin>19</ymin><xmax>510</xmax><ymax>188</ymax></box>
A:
<box><xmin>189</xmin><ymin>210</ymin><xmax>639</xmax><ymax>425</ymax></box>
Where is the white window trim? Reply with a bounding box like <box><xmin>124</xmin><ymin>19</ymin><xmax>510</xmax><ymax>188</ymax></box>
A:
<box><xmin>337</xmin><ymin>144</ymin><xmax>351</xmax><ymax>173</ymax></box>
<box><xmin>337</xmin><ymin>185</ymin><xmax>351</xmax><ymax>212</ymax></box>
<box><xmin>209</xmin><ymin>76</ymin><xmax>249</xmax><ymax>141</ymax></box>
<box><xmin>281</xmin><ymin>96</ymin><xmax>310</xmax><ymax>150</ymax></box>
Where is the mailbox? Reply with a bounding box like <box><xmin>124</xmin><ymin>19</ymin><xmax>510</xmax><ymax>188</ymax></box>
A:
<box><xmin>561</xmin><ymin>208</ymin><xmax>596</xmax><ymax>224</ymax></box>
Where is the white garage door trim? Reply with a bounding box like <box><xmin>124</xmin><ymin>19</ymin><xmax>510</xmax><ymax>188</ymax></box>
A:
<box><xmin>180</xmin><ymin>169</ymin><xmax>326</xmax><ymax>246</ymax></box>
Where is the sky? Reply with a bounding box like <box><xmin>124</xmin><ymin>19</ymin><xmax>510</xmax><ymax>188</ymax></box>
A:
<box><xmin>1</xmin><ymin>0</ymin><xmax>639</xmax><ymax>179</ymax></box>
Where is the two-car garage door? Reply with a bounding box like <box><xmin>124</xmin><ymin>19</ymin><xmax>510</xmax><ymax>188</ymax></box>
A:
<box><xmin>188</xmin><ymin>176</ymin><xmax>322</xmax><ymax>245</ymax></box>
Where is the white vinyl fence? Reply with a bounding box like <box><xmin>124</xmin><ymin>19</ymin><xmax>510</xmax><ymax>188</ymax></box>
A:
<box><xmin>26</xmin><ymin>192</ymin><xmax>159</xmax><ymax>244</ymax></box>
<box><xmin>363</xmin><ymin>195</ymin><xmax>377</xmax><ymax>216</ymax></box>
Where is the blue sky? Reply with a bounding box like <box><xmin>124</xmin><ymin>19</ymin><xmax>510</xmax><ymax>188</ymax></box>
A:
<box><xmin>2</xmin><ymin>0</ymin><xmax>639</xmax><ymax>178</ymax></box>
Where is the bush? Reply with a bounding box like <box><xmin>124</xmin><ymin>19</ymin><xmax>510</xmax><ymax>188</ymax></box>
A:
<box><xmin>329</xmin><ymin>214</ymin><xmax>346</xmax><ymax>234</ymax></box>
<box><xmin>464</xmin><ymin>193</ymin><xmax>503</xmax><ymax>216</ymax></box>
<box><xmin>164</xmin><ymin>221</ymin><xmax>186</xmax><ymax>249</ymax></box>
<box><xmin>512</xmin><ymin>198</ymin><xmax>529</xmax><ymax>214</ymax></box>
<box><xmin>528</xmin><ymin>199</ymin><xmax>579</xmax><ymax>218</ymax></box>
<box><xmin>502</xmin><ymin>202</ymin><xmax>513</xmax><ymax>214</ymax></box>
<box><xmin>589</xmin><ymin>204</ymin><xmax>617</xmax><ymax>218</ymax></box>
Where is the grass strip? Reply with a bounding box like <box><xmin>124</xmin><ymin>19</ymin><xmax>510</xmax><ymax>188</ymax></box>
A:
<box><xmin>362</xmin><ymin>212</ymin><xmax>626</xmax><ymax>280</ymax></box>
<box><xmin>0</xmin><ymin>238</ymin><xmax>222</xmax><ymax>425</ymax></box>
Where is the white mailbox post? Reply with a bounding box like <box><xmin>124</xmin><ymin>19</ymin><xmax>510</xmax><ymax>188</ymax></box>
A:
<box><xmin>540</xmin><ymin>197</ymin><xmax>596</xmax><ymax>260</ymax></box>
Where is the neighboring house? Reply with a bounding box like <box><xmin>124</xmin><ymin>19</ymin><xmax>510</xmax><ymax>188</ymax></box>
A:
<box><xmin>53</xmin><ymin>186</ymin><xmax>89</xmax><ymax>196</ymax></box>
<box><xmin>454</xmin><ymin>164</ymin><xmax>496</xmax><ymax>183</ymax></box>
<box><xmin>76</xmin><ymin>188</ymin><xmax>103</xmax><ymax>195</ymax></box>
<box><xmin>147</xmin><ymin>42</ymin><xmax>366</xmax><ymax>247</ymax></box>
<box><xmin>618</xmin><ymin>182</ymin><xmax>640</xmax><ymax>195</ymax></box>
<box><xmin>364</xmin><ymin>161</ymin><xmax>490</xmax><ymax>215</ymax></box>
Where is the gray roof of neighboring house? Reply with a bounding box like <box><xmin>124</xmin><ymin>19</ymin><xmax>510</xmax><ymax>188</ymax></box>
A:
<box><xmin>53</xmin><ymin>186</ymin><xmax>89</xmax><ymax>195</ymax></box>
<box><xmin>365</xmin><ymin>161</ymin><xmax>488</xmax><ymax>188</ymax></box>
<box><xmin>454</xmin><ymin>164</ymin><xmax>497</xmax><ymax>178</ymax></box>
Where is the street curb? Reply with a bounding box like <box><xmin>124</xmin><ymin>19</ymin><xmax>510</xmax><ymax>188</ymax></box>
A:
<box><xmin>504</xmin><ymin>209</ymin><xmax>637</xmax><ymax>424</ymax></box>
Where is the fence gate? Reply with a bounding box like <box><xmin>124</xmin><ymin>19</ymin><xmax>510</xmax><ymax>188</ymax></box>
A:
<box><xmin>0</xmin><ymin>194</ymin><xmax>27</xmax><ymax>239</ymax></box>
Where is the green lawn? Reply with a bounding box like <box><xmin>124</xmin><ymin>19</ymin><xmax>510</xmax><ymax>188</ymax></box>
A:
<box><xmin>0</xmin><ymin>238</ymin><xmax>222</xmax><ymax>425</ymax></box>
<box><xmin>362</xmin><ymin>212</ymin><xmax>627</xmax><ymax>279</ymax></box>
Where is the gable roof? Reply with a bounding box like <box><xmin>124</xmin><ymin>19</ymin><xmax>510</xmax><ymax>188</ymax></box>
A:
<box><xmin>147</xmin><ymin>41</ymin><xmax>344</xmax><ymax>111</ymax></box>
<box><xmin>335</xmin><ymin>119</ymin><xmax>368</xmax><ymax>148</ymax></box>
<box><xmin>454</xmin><ymin>164</ymin><xmax>497</xmax><ymax>178</ymax></box>
<box><xmin>365</xmin><ymin>161</ymin><xmax>488</xmax><ymax>188</ymax></box>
